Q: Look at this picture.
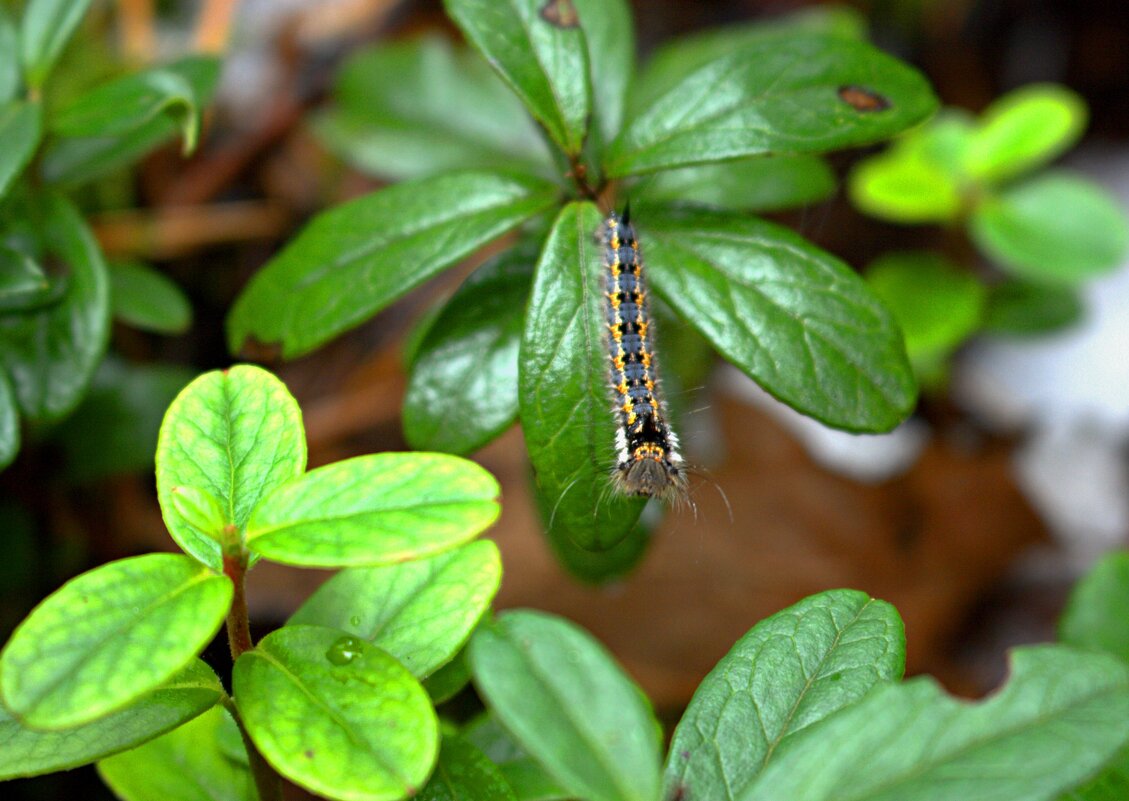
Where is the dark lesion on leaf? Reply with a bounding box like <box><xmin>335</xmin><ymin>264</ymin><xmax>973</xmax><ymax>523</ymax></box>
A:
<box><xmin>540</xmin><ymin>0</ymin><xmax>580</xmax><ymax>28</ymax></box>
<box><xmin>838</xmin><ymin>85</ymin><xmax>891</xmax><ymax>112</ymax></box>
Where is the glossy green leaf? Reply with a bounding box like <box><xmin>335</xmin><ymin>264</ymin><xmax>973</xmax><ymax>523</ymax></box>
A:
<box><xmin>635</xmin><ymin>154</ymin><xmax>836</xmax><ymax>212</ymax></box>
<box><xmin>418</xmin><ymin>734</ymin><xmax>518</xmax><ymax>801</ymax></box>
<box><xmin>423</xmin><ymin>647</ymin><xmax>472</xmax><ymax>703</ymax></box>
<box><xmin>664</xmin><ymin>590</ymin><xmax>905</xmax><ymax>801</ymax></box>
<box><xmin>741</xmin><ymin>646</ymin><xmax>1129</xmax><ymax>801</ymax></box>
<box><xmin>642</xmin><ymin>207</ymin><xmax>916</xmax><ymax>432</ymax></box>
<box><xmin>0</xmin><ymin>8</ymin><xmax>18</xmax><ymax>104</ymax></box>
<box><xmin>464</xmin><ymin>713</ymin><xmax>569</xmax><ymax>800</ymax></box>
<box><xmin>573</xmin><ymin>0</ymin><xmax>633</xmax><ymax>145</ymax></box>
<box><xmin>234</xmin><ymin>624</ymin><xmax>439</xmax><ymax>801</ymax></box>
<box><xmin>0</xmin><ymin>192</ymin><xmax>110</xmax><ymax>422</ymax></box>
<box><xmin>1062</xmin><ymin>745</ymin><xmax>1129</xmax><ymax>801</ymax></box>
<box><xmin>0</xmin><ymin>659</ymin><xmax>222</xmax><ymax>779</ymax></box>
<box><xmin>97</xmin><ymin>706</ymin><xmax>255</xmax><ymax>801</ymax></box>
<box><xmin>443</xmin><ymin>0</ymin><xmax>591</xmax><ymax>155</ymax></box>
<box><xmin>547</xmin><ymin>511</ymin><xmax>652</xmax><ymax>583</ymax></box>
<box><xmin>52</xmin><ymin>67</ymin><xmax>201</xmax><ymax>154</ymax></box>
<box><xmin>865</xmin><ymin>252</ymin><xmax>985</xmax><ymax>361</ymax></box>
<box><xmin>518</xmin><ymin>202</ymin><xmax>645</xmax><ymax>550</ymax></box>
<box><xmin>469</xmin><ymin>609</ymin><xmax>661</xmax><ymax>801</ymax></box>
<box><xmin>246</xmin><ymin>452</ymin><xmax>500</xmax><ymax>567</ymax></box>
<box><xmin>607</xmin><ymin>35</ymin><xmax>937</xmax><ymax>177</ymax></box>
<box><xmin>0</xmin><ymin>244</ymin><xmax>52</xmax><ymax>311</ymax></box>
<box><xmin>228</xmin><ymin>170</ymin><xmax>557</xmax><ymax>359</ymax></box>
<box><xmin>966</xmin><ymin>84</ymin><xmax>1087</xmax><ymax>182</ymax></box>
<box><xmin>109</xmin><ymin>260</ymin><xmax>192</xmax><ymax>334</ymax></box>
<box><xmin>630</xmin><ymin>7</ymin><xmax>867</xmax><ymax>115</ymax></box>
<box><xmin>982</xmin><ymin>280</ymin><xmax>1083</xmax><ymax>336</ymax></box>
<box><xmin>41</xmin><ymin>56</ymin><xmax>220</xmax><ymax>186</ymax></box>
<box><xmin>403</xmin><ymin>242</ymin><xmax>534</xmax><ymax>454</ymax></box>
<box><xmin>0</xmin><ymin>371</ymin><xmax>16</xmax><ymax>469</ymax></box>
<box><xmin>1060</xmin><ymin>551</ymin><xmax>1129</xmax><ymax>664</ymax></box>
<box><xmin>155</xmin><ymin>365</ymin><xmax>306</xmax><ymax>569</ymax></box>
<box><xmin>971</xmin><ymin>171</ymin><xmax>1129</xmax><ymax>283</ymax></box>
<box><xmin>51</xmin><ymin>358</ymin><xmax>193</xmax><ymax>482</ymax></box>
<box><xmin>0</xmin><ymin>101</ymin><xmax>41</xmax><ymax>199</ymax></box>
<box><xmin>848</xmin><ymin>149</ymin><xmax>962</xmax><ymax>223</ymax></box>
<box><xmin>290</xmin><ymin>540</ymin><xmax>501</xmax><ymax>676</ymax></box>
<box><xmin>0</xmin><ymin>553</ymin><xmax>232</xmax><ymax>729</ymax></box>
<box><xmin>20</xmin><ymin>0</ymin><xmax>92</xmax><ymax>89</ymax></box>
<box><xmin>315</xmin><ymin>36</ymin><xmax>549</xmax><ymax>180</ymax></box>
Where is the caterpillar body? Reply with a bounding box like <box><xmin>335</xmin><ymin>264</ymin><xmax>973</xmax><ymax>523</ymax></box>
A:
<box><xmin>600</xmin><ymin>207</ymin><xmax>688</xmax><ymax>504</ymax></box>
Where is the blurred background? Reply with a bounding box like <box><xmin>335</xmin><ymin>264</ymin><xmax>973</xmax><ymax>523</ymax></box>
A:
<box><xmin>4</xmin><ymin>0</ymin><xmax>1129</xmax><ymax>796</ymax></box>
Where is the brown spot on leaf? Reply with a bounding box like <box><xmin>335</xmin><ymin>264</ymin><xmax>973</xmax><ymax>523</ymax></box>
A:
<box><xmin>838</xmin><ymin>85</ymin><xmax>891</xmax><ymax>112</ymax></box>
<box><xmin>304</xmin><ymin>749</ymin><xmax>315</xmax><ymax>759</ymax></box>
<box><xmin>540</xmin><ymin>0</ymin><xmax>579</xmax><ymax>28</ymax></box>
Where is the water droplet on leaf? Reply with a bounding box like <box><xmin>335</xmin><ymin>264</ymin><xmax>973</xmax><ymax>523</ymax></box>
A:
<box><xmin>349</xmin><ymin>615</ymin><xmax>361</xmax><ymax>627</ymax></box>
<box><xmin>326</xmin><ymin>636</ymin><xmax>363</xmax><ymax>665</ymax></box>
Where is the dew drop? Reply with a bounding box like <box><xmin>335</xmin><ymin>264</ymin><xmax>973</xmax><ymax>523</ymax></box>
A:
<box><xmin>349</xmin><ymin>615</ymin><xmax>361</xmax><ymax>628</ymax></box>
<box><xmin>326</xmin><ymin>636</ymin><xmax>364</xmax><ymax>665</ymax></box>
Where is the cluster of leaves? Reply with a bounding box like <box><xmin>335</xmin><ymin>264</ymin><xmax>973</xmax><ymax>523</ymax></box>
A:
<box><xmin>850</xmin><ymin>84</ymin><xmax>1129</xmax><ymax>384</ymax></box>
<box><xmin>227</xmin><ymin>0</ymin><xmax>941</xmax><ymax>574</ymax></box>
<box><xmin>0</xmin><ymin>0</ymin><xmax>211</xmax><ymax>472</ymax></box>
<box><xmin>5</xmin><ymin>364</ymin><xmax>1128</xmax><ymax>801</ymax></box>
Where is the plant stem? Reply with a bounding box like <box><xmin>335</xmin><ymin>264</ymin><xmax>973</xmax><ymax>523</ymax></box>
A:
<box><xmin>223</xmin><ymin>553</ymin><xmax>254</xmax><ymax>661</ymax></box>
<box><xmin>222</xmin><ymin>695</ymin><xmax>283</xmax><ymax>801</ymax></box>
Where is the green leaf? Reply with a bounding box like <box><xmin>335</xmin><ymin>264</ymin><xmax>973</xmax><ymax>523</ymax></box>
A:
<box><xmin>403</xmin><ymin>242</ymin><xmax>534</xmax><ymax>454</ymax></box>
<box><xmin>982</xmin><ymin>280</ymin><xmax>1083</xmax><ymax>336</ymax></box>
<box><xmin>642</xmin><ymin>207</ymin><xmax>917</xmax><ymax>432</ymax></box>
<box><xmin>41</xmin><ymin>56</ymin><xmax>220</xmax><ymax>186</ymax></box>
<box><xmin>547</xmin><ymin>512</ymin><xmax>652</xmax><ymax>583</ymax></box>
<box><xmin>155</xmin><ymin>365</ymin><xmax>306</xmax><ymax>570</ymax></box>
<box><xmin>630</xmin><ymin>7</ymin><xmax>867</xmax><ymax>115</ymax></box>
<box><xmin>464</xmin><ymin>713</ymin><xmax>569</xmax><ymax>800</ymax></box>
<box><xmin>606</xmin><ymin>35</ymin><xmax>938</xmax><ymax>177</ymax></box>
<box><xmin>970</xmin><ymin>171</ymin><xmax>1129</xmax><ymax>283</ymax></box>
<box><xmin>518</xmin><ymin>202</ymin><xmax>645</xmax><ymax>550</ymax></box>
<box><xmin>1062</xmin><ymin>745</ymin><xmax>1129</xmax><ymax>801</ymax></box>
<box><xmin>0</xmin><ymin>8</ymin><xmax>18</xmax><ymax>104</ymax></box>
<box><xmin>573</xmin><ymin>0</ymin><xmax>634</xmax><ymax>145</ymax></box>
<box><xmin>1060</xmin><ymin>551</ymin><xmax>1129</xmax><ymax>664</ymax></box>
<box><xmin>19</xmin><ymin>0</ymin><xmax>92</xmax><ymax>89</ymax></box>
<box><xmin>246</xmin><ymin>452</ymin><xmax>499</xmax><ymax>567</ymax></box>
<box><xmin>0</xmin><ymin>370</ymin><xmax>16</xmax><ymax>469</ymax></box>
<box><xmin>0</xmin><ymin>192</ymin><xmax>110</xmax><ymax>422</ymax></box>
<box><xmin>848</xmin><ymin>149</ymin><xmax>963</xmax><ymax>223</ymax></box>
<box><xmin>741</xmin><ymin>645</ymin><xmax>1129</xmax><ymax>801</ymax></box>
<box><xmin>966</xmin><ymin>84</ymin><xmax>1087</xmax><ymax>182</ymax></box>
<box><xmin>664</xmin><ymin>590</ymin><xmax>905</xmax><ymax>801</ymax></box>
<box><xmin>227</xmin><ymin>170</ymin><xmax>558</xmax><ymax>359</ymax></box>
<box><xmin>314</xmin><ymin>36</ymin><xmax>550</xmax><ymax>181</ymax></box>
<box><xmin>234</xmin><ymin>624</ymin><xmax>439</xmax><ymax>801</ymax></box>
<box><xmin>109</xmin><ymin>260</ymin><xmax>192</xmax><ymax>334</ymax></box>
<box><xmin>51</xmin><ymin>67</ymin><xmax>201</xmax><ymax>155</ymax></box>
<box><xmin>97</xmin><ymin>705</ymin><xmax>256</xmax><ymax>801</ymax></box>
<box><xmin>865</xmin><ymin>252</ymin><xmax>986</xmax><ymax>362</ymax></box>
<box><xmin>0</xmin><ymin>101</ymin><xmax>41</xmax><ymax>199</ymax></box>
<box><xmin>0</xmin><ymin>659</ymin><xmax>222</xmax><ymax>779</ymax></box>
<box><xmin>423</xmin><ymin>647</ymin><xmax>472</xmax><ymax>703</ymax></box>
<box><xmin>469</xmin><ymin>609</ymin><xmax>661</xmax><ymax>801</ymax></box>
<box><xmin>0</xmin><ymin>553</ymin><xmax>232</xmax><ymax>729</ymax></box>
<box><xmin>418</xmin><ymin>734</ymin><xmax>518</xmax><ymax>801</ymax></box>
<box><xmin>635</xmin><ymin>154</ymin><xmax>836</xmax><ymax>212</ymax></box>
<box><xmin>290</xmin><ymin>540</ymin><xmax>502</xmax><ymax>676</ymax></box>
<box><xmin>443</xmin><ymin>0</ymin><xmax>591</xmax><ymax>156</ymax></box>
<box><xmin>0</xmin><ymin>244</ymin><xmax>52</xmax><ymax>311</ymax></box>
<box><xmin>51</xmin><ymin>358</ymin><xmax>193</xmax><ymax>482</ymax></box>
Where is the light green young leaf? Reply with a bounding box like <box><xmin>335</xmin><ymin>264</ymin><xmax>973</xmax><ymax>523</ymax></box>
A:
<box><xmin>155</xmin><ymin>365</ymin><xmax>305</xmax><ymax>569</ymax></box>
<box><xmin>0</xmin><ymin>554</ymin><xmax>232</xmax><ymax>729</ymax></box>
<box><xmin>464</xmin><ymin>713</ymin><xmax>569</xmax><ymax>800</ymax></box>
<box><xmin>635</xmin><ymin>154</ymin><xmax>836</xmax><ymax>212</ymax></box>
<box><xmin>469</xmin><ymin>609</ymin><xmax>661</xmax><ymax>801</ymax></box>
<box><xmin>20</xmin><ymin>0</ymin><xmax>93</xmax><ymax>89</ymax></box>
<box><xmin>234</xmin><ymin>625</ymin><xmax>438</xmax><ymax>801</ymax></box>
<box><xmin>0</xmin><ymin>659</ymin><xmax>222</xmax><ymax>779</ymax></box>
<box><xmin>109</xmin><ymin>260</ymin><xmax>192</xmax><ymax>334</ymax></box>
<box><xmin>0</xmin><ymin>101</ymin><xmax>41</xmax><ymax>199</ymax></box>
<box><xmin>443</xmin><ymin>0</ymin><xmax>591</xmax><ymax>155</ymax></box>
<box><xmin>607</xmin><ymin>35</ymin><xmax>937</xmax><ymax>177</ymax></box>
<box><xmin>642</xmin><ymin>207</ymin><xmax>917</xmax><ymax>432</ymax></box>
<box><xmin>97</xmin><ymin>705</ymin><xmax>256</xmax><ymax>801</ymax></box>
<box><xmin>246</xmin><ymin>452</ymin><xmax>499</xmax><ymax>567</ymax></box>
<box><xmin>0</xmin><ymin>371</ymin><xmax>17</xmax><ymax>470</ymax></box>
<box><xmin>290</xmin><ymin>540</ymin><xmax>501</xmax><ymax>677</ymax></box>
<box><xmin>227</xmin><ymin>170</ymin><xmax>558</xmax><ymax>359</ymax></box>
<box><xmin>418</xmin><ymin>734</ymin><xmax>518</xmax><ymax>801</ymax></box>
<box><xmin>970</xmin><ymin>171</ymin><xmax>1129</xmax><ymax>284</ymax></box>
<box><xmin>1060</xmin><ymin>550</ymin><xmax>1129</xmax><ymax>664</ymax></box>
<box><xmin>518</xmin><ymin>202</ymin><xmax>645</xmax><ymax>550</ymax></box>
<box><xmin>848</xmin><ymin>150</ymin><xmax>963</xmax><ymax>223</ymax></box>
<box><xmin>0</xmin><ymin>8</ymin><xmax>18</xmax><ymax>103</ymax></box>
<box><xmin>741</xmin><ymin>646</ymin><xmax>1129</xmax><ymax>801</ymax></box>
<box><xmin>664</xmin><ymin>590</ymin><xmax>905</xmax><ymax>801</ymax></box>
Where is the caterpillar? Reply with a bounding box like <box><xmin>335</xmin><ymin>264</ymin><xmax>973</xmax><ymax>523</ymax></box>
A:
<box><xmin>600</xmin><ymin>206</ymin><xmax>688</xmax><ymax>504</ymax></box>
